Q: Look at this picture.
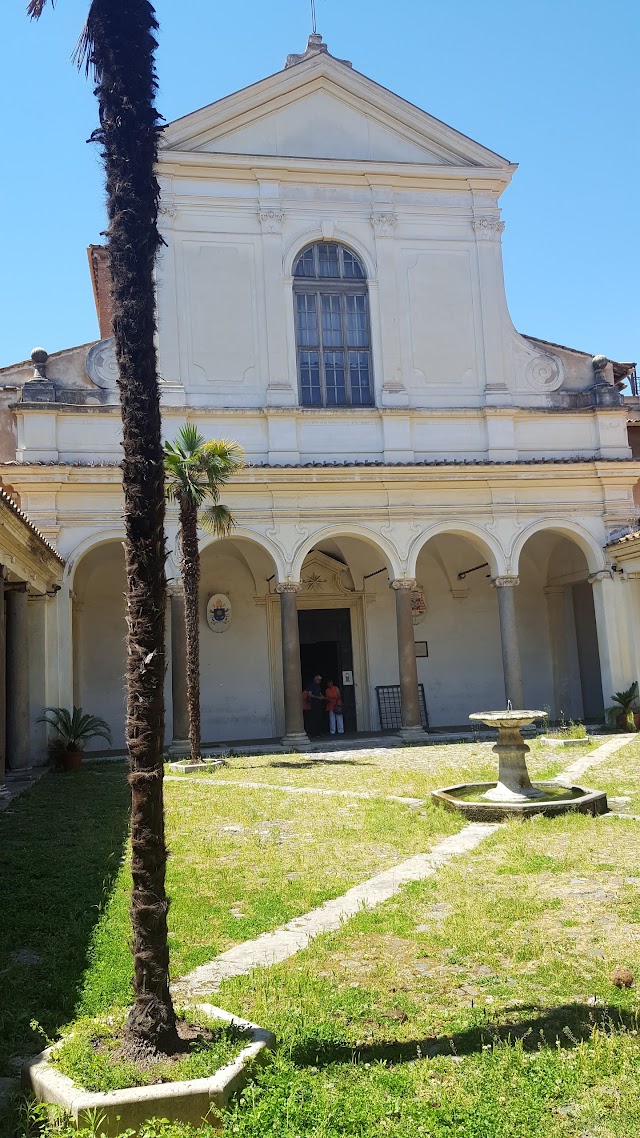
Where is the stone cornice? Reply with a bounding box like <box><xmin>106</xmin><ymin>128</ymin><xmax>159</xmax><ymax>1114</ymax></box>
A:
<box><xmin>4</xmin><ymin>460</ymin><xmax>639</xmax><ymax>492</ymax></box>
<box><xmin>13</xmin><ymin>403</ymin><xmax>633</xmax><ymax>419</ymax></box>
<box><xmin>158</xmin><ymin>151</ymin><xmax>513</xmax><ymax>192</ymax></box>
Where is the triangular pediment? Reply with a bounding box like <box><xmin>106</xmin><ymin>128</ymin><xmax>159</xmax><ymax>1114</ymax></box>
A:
<box><xmin>300</xmin><ymin>550</ymin><xmax>354</xmax><ymax>595</ymax></box>
<box><xmin>162</xmin><ymin>51</ymin><xmax>511</xmax><ymax>169</ymax></box>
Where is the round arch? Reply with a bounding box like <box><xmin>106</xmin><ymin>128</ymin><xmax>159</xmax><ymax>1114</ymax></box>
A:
<box><xmin>407</xmin><ymin>522</ymin><xmax>506</xmax><ymax>580</ymax></box>
<box><xmin>511</xmin><ymin>520</ymin><xmax>606</xmax><ymax>576</ymax></box>
<box><xmin>199</xmin><ymin>527</ymin><xmax>286</xmax><ymax>582</ymax></box>
<box><xmin>291</xmin><ymin>524</ymin><xmax>403</xmax><ymax>582</ymax></box>
<box><xmin>283</xmin><ymin>229</ymin><xmax>377</xmax><ymax>282</ymax></box>
<box><xmin>64</xmin><ymin>529</ymin><xmax>125</xmax><ymax>590</ymax></box>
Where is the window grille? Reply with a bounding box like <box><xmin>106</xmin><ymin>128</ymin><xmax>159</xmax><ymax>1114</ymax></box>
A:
<box><xmin>376</xmin><ymin>685</ymin><xmax>429</xmax><ymax>732</ymax></box>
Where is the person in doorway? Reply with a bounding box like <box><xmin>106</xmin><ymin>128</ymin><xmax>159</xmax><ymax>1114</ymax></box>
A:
<box><xmin>302</xmin><ymin>684</ymin><xmax>313</xmax><ymax>737</ymax></box>
<box><xmin>325</xmin><ymin>679</ymin><xmax>344</xmax><ymax>735</ymax></box>
<box><xmin>308</xmin><ymin>674</ymin><xmax>325</xmax><ymax>736</ymax></box>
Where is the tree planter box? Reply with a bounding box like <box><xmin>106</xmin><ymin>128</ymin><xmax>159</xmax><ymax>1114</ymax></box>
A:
<box><xmin>168</xmin><ymin>758</ymin><xmax>226</xmax><ymax>774</ymax></box>
<box><xmin>22</xmin><ymin>1004</ymin><xmax>275</xmax><ymax>1137</ymax></box>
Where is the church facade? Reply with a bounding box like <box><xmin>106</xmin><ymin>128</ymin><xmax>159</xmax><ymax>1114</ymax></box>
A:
<box><xmin>1</xmin><ymin>35</ymin><xmax>639</xmax><ymax>759</ymax></box>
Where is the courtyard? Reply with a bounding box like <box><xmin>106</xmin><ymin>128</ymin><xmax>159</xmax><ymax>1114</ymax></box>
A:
<box><xmin>3</xmin><ymin>733</ymin><xmax>640</xmax><ymax>1137</ymax></box>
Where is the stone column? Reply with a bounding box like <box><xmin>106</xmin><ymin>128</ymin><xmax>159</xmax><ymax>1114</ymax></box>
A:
<box><xmin>624</xmin><ymin>572</ymin><xmax>640</xmax><ymax>698</ymax></box>
<box><xmin>391</xmin><ymin>579</ymin><xmax>427</xmax><ymax>740</ymax></box>
<box><xmin>0</xmin><ymin>570</ymin><xmax>7</xmax><ymax>798</ymax></box>
<box><xmin>168</xmin><ymin>585</ymin><xmax>189</xmax><ymax>756</ymax></box>
<box><xmin>589</xmin><ymin>570</ymin><xmax>628</xmax><ymax>701</ymax></box>
<box><xmin>544</xmin><ymin>585</ymin><xmax>572</xmax><ymax>720</ymax></box>
<box><xmin>6</xmin><ymin>583</ymin><xmax>30</xmax><ymax>770</ymax></box>
<box><xmin>492</xmin><ymin>576</ymin><xmax>524</xmax><ymax>709</ymax></box>
<box><xmin>276</xmin><ymin>582</ymin><xmax>310</xmax><ymax>750</ymax></box>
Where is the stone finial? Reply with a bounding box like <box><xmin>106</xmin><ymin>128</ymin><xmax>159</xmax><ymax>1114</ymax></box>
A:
<box><xmin>592</xmin><ymin>354</ymin><xmax>609</xmax><ymax>377</ymax></box>
<box><xmin>30</xmin><ymin>347</ymin><xmax>48</xmax><ymax>379</ymax></box>
<box><xmin>285</xmin><ymin>34</ymin><xmax>352</xmax><ymax>69</ymax></box>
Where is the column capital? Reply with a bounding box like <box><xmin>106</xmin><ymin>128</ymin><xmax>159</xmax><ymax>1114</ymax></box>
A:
<box><xmin>276</xmin><ymin>581</ymin><xmax>302</xmax><ymax>594</ymax></box>
<box><xmin>588</xmin><ymin>570</ymin><xmax>612</xmax><ymax>584</ymax></box>
<box><xmin>167</xmin><ymin>581</ymin><xmax>185</xmax><ymax>598</ymax></box>
<box><xmin>390</xmin><ymin>578</ymin><xmax>417</xmax><ymax>591</ymax></box>
<box><xmin>491</xmin><ymin>576</ymin><xmax>520</xmax><ymax>589</ymax></box>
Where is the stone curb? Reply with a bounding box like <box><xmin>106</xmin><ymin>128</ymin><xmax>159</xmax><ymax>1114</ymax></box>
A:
<box><xmin>22</xmin><ymin>1004</ymin><xmax>275</xmax><ymax>1137</ymax></box>
<box><xmin>539</xmin><ymin>736</ymin><xmax>592</xmax><ymax>748</ymax></box>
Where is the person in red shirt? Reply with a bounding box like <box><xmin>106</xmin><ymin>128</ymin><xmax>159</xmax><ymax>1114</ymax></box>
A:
<box><xmin>302</xmin><ymin>685</ymin><xmax>313</xmax><ymax>737</ymax></box>
<box><xmin>324</xmin><ymin>679</ymin><xmax>344</xmax><ymax>735</ymax></box>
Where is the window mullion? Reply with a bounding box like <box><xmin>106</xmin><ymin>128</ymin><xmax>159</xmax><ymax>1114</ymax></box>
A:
<box><xmin>317</xmin><ymin>291</ymin><xmax>327</xmax><ymax>407</ymax></box>
<box><xmin>340</xmin><ymin>291</ymin><xmax>351</xmax><ymax>407</ymax></box>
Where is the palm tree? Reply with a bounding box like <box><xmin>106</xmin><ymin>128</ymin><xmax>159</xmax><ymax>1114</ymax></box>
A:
<box><xmin>164</xmin><ymin>425</ymin><xmax>244</xmax><ymax>762</ymax></box>
<box><xmin>29</xmin><ymin>0</ymin><xmax>177</xmax><ymax>1055</ymax></box>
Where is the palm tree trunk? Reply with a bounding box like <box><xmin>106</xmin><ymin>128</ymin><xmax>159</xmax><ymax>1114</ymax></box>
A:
<box><xmin>179</xmin><ymin>498</ymin><xmax>202</xmax><ymax>762</ymax></box>
<box><xmin>89</xmin><ymin>0</ymin><xmax>177</xmax><ymax>1052</ymax></box>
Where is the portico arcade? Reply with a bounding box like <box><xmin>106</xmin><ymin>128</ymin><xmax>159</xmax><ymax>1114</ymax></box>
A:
<box><xmin>62</xmin><ymin>512</ymin><xmax>618</xmax><ymax>754</ymax></box>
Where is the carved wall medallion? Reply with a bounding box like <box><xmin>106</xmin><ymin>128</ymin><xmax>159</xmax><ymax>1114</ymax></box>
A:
<box><xmin>207</xmin><ymin>593</ymin><xmax>232</xmax><ymax>632</ymax></box>
<box><xmin>411</xmin><ymin>584</ymin><xmax>427</xmax><ymax>625</ymax></box>
<box><xmin>86</xmin><ymin>338</ymin><xmax>119</xmax><ymax>390</ymax></box>
<box><xmin>525</xmin><ymin>352</ymin><xmax>562</xmax><ymax>392</ymax></box>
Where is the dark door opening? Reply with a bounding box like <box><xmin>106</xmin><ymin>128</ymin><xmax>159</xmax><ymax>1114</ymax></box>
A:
<box><xmin>298</xmin><ymin>607</ymin><xmax>357</xmax><ymax>734</ymax></box>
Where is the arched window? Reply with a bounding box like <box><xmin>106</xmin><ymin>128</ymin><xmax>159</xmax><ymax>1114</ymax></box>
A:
<box><xmin>293</xmin><ymin>242</ymin><xmax>373</xmax><ymax>407</ymax></box>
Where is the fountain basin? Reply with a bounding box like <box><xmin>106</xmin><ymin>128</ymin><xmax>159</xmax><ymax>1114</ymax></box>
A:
<box><xmin>431</xmin><ymin>781</ymin><xmax>607</xmax><ymax>823</ymax></box>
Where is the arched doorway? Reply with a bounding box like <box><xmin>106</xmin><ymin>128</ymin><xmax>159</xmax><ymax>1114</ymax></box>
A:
<box><xmin>291</xmin><ymin>530</ymin><xmax>403</xmax><ymax>735</ymax></box>
<box><xmin>515</xmin><ymin>531</ymin><xmax>604</xmax><ymax>721</ymax></box>
<box><xmin>411</xmin><ymin>531</ymin><xmax>504</xmax><ymax>727</ymax></box>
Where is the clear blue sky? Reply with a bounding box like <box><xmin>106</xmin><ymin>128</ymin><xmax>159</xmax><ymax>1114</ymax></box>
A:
<box><xmin>1</xmin><ymin>0</ymin><xmax>638</xmax><ymax>368</ymax></box>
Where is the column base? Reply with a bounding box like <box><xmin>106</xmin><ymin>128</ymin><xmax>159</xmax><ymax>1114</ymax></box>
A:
<box><xmin>168</xmin><ymin>739</ymin><xmax>190</xmax><ymax>757</ymax></box>
<box><xmin>281</xmin><ymin>731</ymin><xmax>312</xmax><ymax>752</ymax></box>
<box><xmin>0</xmin><ymin>784</ymin><xmax>9</xmax><ymax>800</ymax></box>
<box><xmin>399</xmin><ymin>725</ymin><xmax>428</xmax><ymax>743</ymax></box>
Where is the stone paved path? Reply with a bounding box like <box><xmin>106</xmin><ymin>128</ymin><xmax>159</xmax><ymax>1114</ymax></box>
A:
<box><xmin>165</xmin><ymin>774</ymin><xmax>424</xmax><ymax>808</ymax></box>
<box><xmin>552</xmin><ymin>733</ymin><xmax>634</xmax><ymax>785</ymax></box>
<box><xmin>173</xmin><ymin>823</ymin><xmax>500</xmax><ymax>997</ymax></box>
<box><xmin>172</xmin><ymin>734</ymin><xmax>635</xmax><ymax>998</ymax></box>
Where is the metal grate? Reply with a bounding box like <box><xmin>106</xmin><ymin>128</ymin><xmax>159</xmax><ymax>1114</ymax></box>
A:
<box><xmin>376</xmin><ymin>685</ymin><xmax>429</xmax><ymax>731</ymax></box>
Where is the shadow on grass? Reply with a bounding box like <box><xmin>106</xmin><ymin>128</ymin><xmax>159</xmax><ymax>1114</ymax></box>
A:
<box><xmin>291</xmin><ymin>1003</ymin><xmax>640</xmax><ymax>1067</ymax></box>
<box><xmin>0</xmin><ymin>764</ymin><xmax>130</xmax><ymax>1073</ymax></box>
<box><xmin>268</xmin><ymin>760</ymin><xmax>374</xmax><ymax>770</ymax></box>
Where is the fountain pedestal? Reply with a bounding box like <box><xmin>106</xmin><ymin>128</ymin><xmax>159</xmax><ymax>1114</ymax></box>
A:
<box><xmin>468</xmin><ymin>713</ymin><xmax>545</xmax><ymax>801</ymax></box>
<box><xmin>431</xmin><ymin>708</ymin><xmax>607</xmax><ymax>821</ymax></box>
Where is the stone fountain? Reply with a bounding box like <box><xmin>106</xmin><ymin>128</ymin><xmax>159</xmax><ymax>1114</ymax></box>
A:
<box><xmin>431</xmin><ymin>707</ymin><xmax>607</xmax><ymax>821</ymax></box>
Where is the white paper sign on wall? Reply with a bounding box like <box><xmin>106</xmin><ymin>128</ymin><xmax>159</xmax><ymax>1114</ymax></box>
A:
<box><xmin>342</xmin><ymin>670</ymin><xmax>354</xmax><ymax>686</ymax></box>
<box><xmin>207</xmin><ymin>594</ymin><xmax>232</xmax><ymax>633</ymax></box>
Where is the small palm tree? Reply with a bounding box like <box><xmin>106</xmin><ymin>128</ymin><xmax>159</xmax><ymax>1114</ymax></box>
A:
<box><xmin>38</xmin><ymin>706</ymin><xmax>111</xmax><ymax>750</ymax></box>
<box><xmin>164</xmin><ymin>425</ymin><xmax>244</xmax><ymax>762</ymax></box>
<box><xmin>605</xmin><ymin>681</ymin><xmax>639</xmax><ymax>732</ymax></box>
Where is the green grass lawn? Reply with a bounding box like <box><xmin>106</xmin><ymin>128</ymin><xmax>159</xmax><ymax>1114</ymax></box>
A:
<box><xmin>4</xmin><ymin>736</ymin><xmax>640</xmax><ymax>1138</ymax></box>
<box><xmin>172</xmin><ymin>736</ymin><xmax>576</xmax><ymax>799</ymax></box>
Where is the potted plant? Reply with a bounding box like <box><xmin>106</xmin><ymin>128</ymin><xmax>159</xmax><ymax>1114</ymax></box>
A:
<box><xmin>605</xmin><ymin>682</ymin><xmax>639</xmax><ymax>733</ymax></box>
<box><xmin>38</xmin><ymin>707</ymin><xmax>112</xmax><ymax>770</ymax></box>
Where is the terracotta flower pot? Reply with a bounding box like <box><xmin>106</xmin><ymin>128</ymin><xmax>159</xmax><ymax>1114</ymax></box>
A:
<box><xmin>616</xmin><ymin>712</ymin><xmax>639</xmax><ymax>733</ymax></box>
<box><xmin>61</xmin><ymin>749</ymin><xmax>83</xmax><ymax>771</ymax></box>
